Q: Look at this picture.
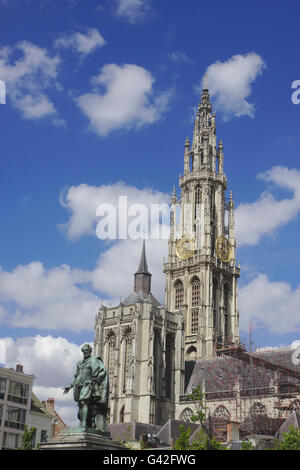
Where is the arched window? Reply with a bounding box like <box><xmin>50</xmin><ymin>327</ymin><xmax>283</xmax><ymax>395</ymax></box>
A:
<box><xmin>224</xmin><ymin>283</ymin><xmax>230</xmax><ymax>340</ymax></box>
<box><xmin>224</xmin><ymin>283</ymin><xmax>230</xmax><ymax>314</ymax></box>
<box><xmin>120</xmin><ymin>405</ymin><xmax>125</xmax><ymax>423</ymax></box>
<box><xmin>213</xmin><ymin>405</ymin><xmax>230</xmax><ymax>421</ymax></box>
<box><xmin>191</xmin><ymin>277</ymin><xmax>200</xmax><ymax>334</ymax></box>
<box><xmin>106</xmin><ymin>330</ymin><xmax>116</xmax><ymax>389</ymax></box>
<box><xmin>165</xmin><ymin>334</ymin><xmax>174</xmax><ymax>399</ymax></box>
<box><xmin>186</xmin><ymin>346</ymin><xmax>197</xmax><ymax>361</ymax></box>
<box><xmin>154</xmin><ymin>330</ymin><xmax>161</xmax><ymax>396</ymax></box>
<box><xmin>195</xmin><ymin>186</ymin><xmax>201</xmax><ymax>219</ymax></box>
<box><xmin>122</xmin><ymin>327</ymin><xmax>132</xmax><ymax>392</ymax></box>
<box><xmin>191</xmin><ymin>277</ymin><xmax>200</xmax><ymax>307</ymax></box>
<box><xmin>179</xmin><ymin>408</ymin><xmax>194</xmax><ymax>423</ymax></box>
<box><xmin>250</xmin><ymin>402</ymin><xmax>267</xmax><ymax>416</ymax></box>
<box><xmin>174</xmin><ymin>280</ymin><xmax>184</xmax><ymax>310</ymax></box>
<box><xmin>190</xmin><ymin>153</ymin><xmax>194</xmax><ymax>172</ymax></box>
<box><xmin>212</xmin><ymin>278</ymin><xmax>218</xmax><ymax>330</ymax></box>
<box><xmin>211</xmin><ymin>186</ymin><xmax>214</xmax><ymax>209</ymax></box>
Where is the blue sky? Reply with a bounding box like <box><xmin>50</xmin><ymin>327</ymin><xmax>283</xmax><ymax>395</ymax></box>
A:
<box><xmin>0</xmin><ymin>0</ymin><xmax>300</xmax><ymax>424</ymax></box>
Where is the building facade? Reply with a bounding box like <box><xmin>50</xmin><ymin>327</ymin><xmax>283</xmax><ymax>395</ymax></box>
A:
<box><xmin>41</xmin><ymin>397</ymin><xmax>67</xmax><ymax>438</ymax></box>
<box><xmin>28</xmin><ymin>392</ymin><xmax>53</xmax><ymax>448</ymax></box>
<box><xmin>0</xmin><ymin>365</ymin><xmax>34</xmax><ymax>449</ymax></box>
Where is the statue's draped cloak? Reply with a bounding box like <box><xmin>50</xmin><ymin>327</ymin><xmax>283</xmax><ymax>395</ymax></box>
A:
<box><xmin>71</xmin><ymin>356</ymin><xmax>108</xmax><ymax>405</ymax></box>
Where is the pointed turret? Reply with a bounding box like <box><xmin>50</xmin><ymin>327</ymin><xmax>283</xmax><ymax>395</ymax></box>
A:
<box><xmin>171</xmin><ymin>185</ymin><xmax>177</xmax><ymax>205</ymax></box>
<box><xmin>198</xmin><ymin>88</ymin><xmax>212</xmax><ymax>113</ymax></box>
<box><xmin>134</xmin><ymin>240</ymin><xmax>151</xmax><ymax>294</ymax></box>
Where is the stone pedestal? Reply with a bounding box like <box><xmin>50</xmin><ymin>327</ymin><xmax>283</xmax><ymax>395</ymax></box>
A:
<box><xmin>39</xmin><ymin>428</ymin><xmax>127</xmax><ymax>450</ymax></box>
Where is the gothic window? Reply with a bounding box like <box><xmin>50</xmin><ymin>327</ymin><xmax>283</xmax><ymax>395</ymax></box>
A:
<box><xmin>224</xmin><ymin>283</ymin><xmax>230</xmax><ymax>340</ymax></box>
<box><xmin>120</xmin><ymin>405</ymin><xmax>125</xmax><ymax>423</ymax></box>
<box><xmin>213</xmin><ymin>405</ymin><xmax>230</xmax><ymax>421</ymax></box>
<box><xmin>107</xmin><ymin>331</ymin><xmax>116</xmax><ymax>389</ymax></box>
<box><xmin>250</xmin><ymin>402</ymin><xmax>267</xmax><ymax>416</ymax></box>
<box><xmin>179</xmin><ymin>408</ymin><xmax>194</xmax><ymax>423</ymax></box>
<box><xmin>191</xmin><ymin>277</ymin><xmax>200</xmax><ymax>334</ymax></box>
<box><xmin>191</xmin><ymin>309</ymin><xmax>199</xmax><ymax>334</ymax></box>
<box><xmin>186</xmin><ymin>346</ymin><xmax>197</xmax><ymax>361</ymax></box>
<box><xmin>153</xmin><ymin>330</ymin><xmax>161</xmax><ymax>396</ymax></box>
<box><xmin>174</xmin><ymin>280</ymin><xmax>184</xmax><ymax>310</ymax></box>
<box><xmin>0</xmin><ymin>378</ymin><xmax>6</xmax><ymax>399</ymax></box>
<box><xmin>190</xmin><ymin>153</ymin><xmax>194</xmax><ymax>172</ymax></box>
<box><xmin>122</xmin><ymin>327</ymin><xmax>132</xmax><ymax>392</ymax></box>
<box><xmin>165</xmin><ymin>334</ymin><xmax>174</xmax><ymax>399</ymax></box>
<box><xmin>194</xmin><ymin>186</ymin><xmax>201</xmax><ymax>219</ymax></box>
<box><xmin>212</xmin><ymin>278</ymin><xmax>218</xmax><ymax>330</ymax></box>
<box><xmin>210</xmin><ymin>187</ymin><xmax>215</xmax><ymax>217</ymax></box>
<box><xmin>191</xmin><ymin>277</ymin><xmax>200</xmax><ymax>307</ymax></box>
<box><xmin>211</xmin><ymin>223</ymin><xmax>216</xmax><ymax>256</ymax></box>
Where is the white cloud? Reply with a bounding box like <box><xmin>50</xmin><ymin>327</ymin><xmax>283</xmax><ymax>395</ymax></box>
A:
<box><xmin>1</xmin><ymin>335</ymin><xmax>91</xmax><ymax>427</ymax></box>
<box><xmin>0</xmin><ymin>262</ymin><xmax>99</xmax><ymax>331</ymax></box>
<box><xmin>0</xmin><ymin>180</ymin><xmax>171</xmax><ymax>331</ymax></box>
<box><xmin>239</xmin><ymin>274</ymin><xmax>300</xmax><ymax>334</ymax></box>
<box><xmin>76</xmin><ymin>63</ymin><xmax>172</xmax><ymax>136</ymax></box>
<box><xmin>168</xmin><ymin>51</ymin><xmax>195</xmax><ymax>65</ymax></box>
<box><xmin>55</xmin><ymin>28</ymin><xmax>106</xmax><ymax>57</ymax></box>
<box><xmin>91</xmin><ymin>238</ymin><xmax>167</xmax><ymax>301</ymax></box>
<box><xmin>115</xmin><ymin>0</ymin><xmax>150</xmax><ymax>23</ymax></box>
<box><xmin>198</xmin><ymin>52</ymin><xmax>266</xmax><ymax>120</ymax></box>
<box><xmin>59</xmin><ymin>181</ymin><xmax>170</xmax><ymax>239</ymax></box>
<box><xmin>0</xmin><ymin>41</ymin><xmax>61</xmax><ymax>121</ymax></box>
<box><xmin>2</xmin><ymin>335</ymin><xmax>83</xmax><ymax>386</ymax></box>
<box><xmin>236</xmin><ymin>166</ymin><xmax>300</xmax><ymax>246</ymax></box>
<box><xmin>59</xmin><ymin>181</ymin><xmax>169</xmax><ymax>300</ymax></box>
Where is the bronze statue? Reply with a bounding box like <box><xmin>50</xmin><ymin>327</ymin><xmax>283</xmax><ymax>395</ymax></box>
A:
<box><xmin>63</xmin><ymin>344</ymin><xmax>109</xmax><ymax>434</ymax></box>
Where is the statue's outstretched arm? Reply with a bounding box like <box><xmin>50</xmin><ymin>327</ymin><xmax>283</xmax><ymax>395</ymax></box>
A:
<box><xmin>63</xmin><ymin>366</ymin><xmax>78</xmax><ymax>393</ymax></box>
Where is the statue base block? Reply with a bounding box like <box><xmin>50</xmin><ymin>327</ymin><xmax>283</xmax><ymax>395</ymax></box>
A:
<box><xmin>39</xmin><ymin>430</ymin><xmax>127</xmax><ymax>450</ymax></box>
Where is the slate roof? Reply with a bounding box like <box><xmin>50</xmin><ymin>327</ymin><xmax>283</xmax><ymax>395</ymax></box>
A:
<box><xmin>186</xmin><ymin>356</ymin><xmax>273</xmax><ymax>394</ymax></box>
<box><xmin>30</xmin><ymin>392</ymin><xmax>53</xmax><ymax>418</ymax></box>
<box><xmin>186</xmin><ymin>348</ymin><xmax>300</xmax><ymax>394</ymax></box>
<box><xmin>123</xmin><ymin>290</ymin><xmax>161</xmax><ymax>306</ymax></box>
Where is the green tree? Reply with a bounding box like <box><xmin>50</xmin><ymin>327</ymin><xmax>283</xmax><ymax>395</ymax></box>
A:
<box><xmin>173</xmin><ymin>425</ymin><xmax>193</xmax><ymax>450</ymax></box>
<box><xmin>174</xmin><ymin>386</ymin><xmax>225</xmax><ymax>450</ymax></box>
<box><xmin>276</xmin><ymin>426</ymin><xmax>300</xmax><ymax>450</ymax></box>
<box><xmin>19</xmin><ymin>425</ymin><xmax>36</xmax><ymax>450</ymax></box>
<box><xmin>241</xmin><ymin>440</ymin><xmax>254</xmax><ymax>450</ymax></box>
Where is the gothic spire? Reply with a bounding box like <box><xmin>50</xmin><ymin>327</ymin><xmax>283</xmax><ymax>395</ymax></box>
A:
<box><xmin>136</xmin><ymin>239</ymin><xmax>150</xmax><ymax>274</ymax></box>
<box><xmin>134</xmin><ymin>240</ymin><xmax>151</xmax><ymax>294</ymax></box>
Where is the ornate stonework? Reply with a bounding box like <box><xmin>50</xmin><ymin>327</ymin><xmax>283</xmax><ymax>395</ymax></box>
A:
<box><xmin>163</xmin><ymin>88</ymin><xmax>240</xmax><ymax>360</ymax></box>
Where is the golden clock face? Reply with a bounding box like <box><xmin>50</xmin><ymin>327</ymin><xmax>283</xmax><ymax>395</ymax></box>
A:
<box><xmin>176</xmin><ymin>235</ymin><xmax>196</xmax><ymax>260</ymax></box>
<box><xmin>215</xmin><ymin>236</ymin><xmax>231</xmax><ymax>262</ymax></box>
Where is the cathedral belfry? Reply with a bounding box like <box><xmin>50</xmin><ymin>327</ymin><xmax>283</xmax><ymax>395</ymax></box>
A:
<box><xmin>163</xmin><ymin>88</ymin><xmax>240</xmax><ymax>360</ymax></box>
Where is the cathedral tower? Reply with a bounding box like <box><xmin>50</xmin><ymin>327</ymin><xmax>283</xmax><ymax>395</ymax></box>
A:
<box><xmin>163</xmin><ymin>89</ymin><xmax>240</xmax><ymax>360</ymax></box>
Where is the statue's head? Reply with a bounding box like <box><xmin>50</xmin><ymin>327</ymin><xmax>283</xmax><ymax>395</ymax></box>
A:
<box><xmin>81</xmin><ymin>343</ymin><xmax>92</xmax><ymax>359</ymax></box>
